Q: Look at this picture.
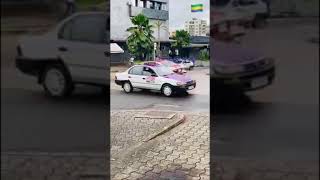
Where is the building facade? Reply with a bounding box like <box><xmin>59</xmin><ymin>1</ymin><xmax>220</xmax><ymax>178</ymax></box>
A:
<box><xmin>184</xmin><ymin>18</ymin><xmax>208</xmax><ymax>37</ymax></box>
<box><xmin>110</xmin><ymin>0</ymin><xmax>170</xmax><ymax>63</ymax></box>
<box><xmin>111</xmin><ymin>0</ymin><xmax>169</xmax><ymax>42</ymax></box>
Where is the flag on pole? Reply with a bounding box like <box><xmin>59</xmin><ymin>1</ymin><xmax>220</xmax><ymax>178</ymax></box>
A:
<box><xmin>191</xmin><ymin>4</ymin><xmax>203</xmax><ymax>12</ymax></box>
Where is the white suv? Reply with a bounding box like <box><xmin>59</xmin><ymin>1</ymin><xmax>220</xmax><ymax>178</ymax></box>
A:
<box><xmin>16</xmin><ymin>12</ymin><xmax>109</xmax><ymax>97</ymax></box>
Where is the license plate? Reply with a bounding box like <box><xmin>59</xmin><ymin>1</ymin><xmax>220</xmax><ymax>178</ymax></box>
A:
<box><xmin>188</xmin><ymin>86</ymin><xmax>194</xmax><ymax>90</ymax></box>
<box><xmin>251</xmin><ymin>77</ymin><xmax>268</xmax><ymax>88</ymax></box>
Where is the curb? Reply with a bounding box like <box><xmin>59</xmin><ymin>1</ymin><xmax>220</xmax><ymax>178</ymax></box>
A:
<box><xmin>143</xmin><ymin>113</ymin><xmax>185</xmax><ymax>142</ymax></box>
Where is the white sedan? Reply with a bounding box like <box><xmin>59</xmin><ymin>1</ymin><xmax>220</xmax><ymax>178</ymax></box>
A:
<box><xmin>115</xmin><ymin>64</ymin><xmax>196</xmax><ymax>97</ymax></box>
<box><xmin>16</xmin><ymin>12</ymin><xmax>111</xmax><ymax>97</ymax></box>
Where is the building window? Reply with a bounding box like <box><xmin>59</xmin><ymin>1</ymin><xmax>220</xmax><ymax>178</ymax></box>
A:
<box><xmin>150</xmin><ymin>1</ymin><xmax>155</xmax><ymax>9</ymax></box>
<box><xmin>155</xmin><ymin>2</ymin><xmax>162</xmax><ymax>10</ymax></box>
<box><xmin>143</xmin><ymin>0</ymin><xmax>147</xmax><ymax>8</ymax></box>
<box><xmin>162</xmin><ymin>3</ymin><xmax>167</xmax><ymax>10</ymax></box>
<box><xmin>138</xmin><ymin>0</ymin><xmax>144</xmax><ymax>7</ymax></box>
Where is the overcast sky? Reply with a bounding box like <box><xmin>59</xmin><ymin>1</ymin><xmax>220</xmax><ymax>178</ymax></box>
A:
<box><xmin>169</xmin><ymin>0</ymin><xmax>210</xmax><ymax>32</ymax></box>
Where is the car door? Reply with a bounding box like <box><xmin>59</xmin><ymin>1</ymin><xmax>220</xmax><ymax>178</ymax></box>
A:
<box><xmin>142</xmin><ymin>66</ymin><xmax>161</xmax><ymax>90</ymax></box>
<box><xmin>128</xmin><ymin>66</ymin><xmax>145</xmax><ymax>88</ymax></box>
<box><xmin>57</xmin><ymin>13</ymin><xmax>108</xmax><ymax>85</ymax></box>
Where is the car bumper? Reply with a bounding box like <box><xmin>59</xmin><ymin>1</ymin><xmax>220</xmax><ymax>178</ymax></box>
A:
<box><xmin>174</xmin><ymin>82</ymin><xmax>197</xmax><ymax>92</ymax></box>
<box><xmin>15</xmin><ymin>56</ymin><xmax>39</xmax><ymax>76</ymax></box>
<box><xmin>115</xmin><ymin>80</ymin><xmax>123</xmax><ymax>86</ymax></box>
<box><xmin>214</xmin><ymin>67</ymin><xmax>275</xmax><ymax>91</ymax></box>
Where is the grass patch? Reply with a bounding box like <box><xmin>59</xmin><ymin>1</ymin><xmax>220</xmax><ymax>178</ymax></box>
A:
<box><xmin>134</xmin><ymin>60</ymin><xmax>144</xmax><ymax>65</ymax></box>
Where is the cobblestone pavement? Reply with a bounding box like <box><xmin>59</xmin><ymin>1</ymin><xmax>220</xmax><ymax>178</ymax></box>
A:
<box><xmin>212</xmin><ymin>158</ymin><xmax>319</xmax><ymax>180</ymax></box>
<box><xmin>111</xmin><ymin>110</ymin><xmax>185</xmax><ymax>158</ymax></box>
<box><xmin>1</xmin><ymin>152</ymin><xmax>107</xmax><ymax>180</ymax></box>
<box><xmin>111</xmin><ymin>112</ymin><xmax>210</xmax><ymax>180</ymax></box>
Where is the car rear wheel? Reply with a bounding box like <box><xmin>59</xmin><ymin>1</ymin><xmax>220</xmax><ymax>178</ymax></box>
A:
<box><xmin>162</xmin><ymin>84</ymin><xmax>173</xmax><ymax>97</ymax></box>
<box><xmin>42</xmin><ymin>65</ymin><xmax>74</xmax><ymax>97</ymax></box>
<box><xmin>123</xmin><ymin>81</ymin><xmax>133</xmax><ymax>93</ymax></box>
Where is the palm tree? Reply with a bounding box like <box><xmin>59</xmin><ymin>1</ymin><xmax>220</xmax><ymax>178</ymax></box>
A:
<box><xmin>153</xmin><ymin>20</ymin><xmax>169</xmax><ymax>57</ymax></box>
<box><xmin>126</xmin><ymin>14</ymin><xmax>154</xmax><ymax>61</ymax></box>
<box><xmin>172</xmin><ymin>30</ymin><xmax>190</xmax><ymax>57</ymax></box>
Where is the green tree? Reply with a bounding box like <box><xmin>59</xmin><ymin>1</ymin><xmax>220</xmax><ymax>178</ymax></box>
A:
<box><xmin>126</xmin><ymin>14</ymin><xmax>154</xmax><ymax>60</ymax></box>
<box><xmin>171</xmin><ymin>30</ymin><xmax>190</xmax><ymax>56</ymax></box>
<box><xmin>198</xmin><ymin>49</ymin><xmax>209</xmax><ymax>61</ymax></box>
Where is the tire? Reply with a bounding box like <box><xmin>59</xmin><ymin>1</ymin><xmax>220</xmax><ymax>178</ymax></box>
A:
<box><xmin>161</xmin><ymin>84</ymin><xmax>174</xmax><ymax>97</ymax></box>
<box><xmin>42</xmin><ymin>64</ymin><xmax>74</xmax><ymax>97</ymax></box>
<box><xmin>122</xmin><ymin>81</ymin><xmax>133</xmax><ymax>93</ymax></box>
<box><xmin>252</xmin><ymin>15</ymin><xmax>266</xmax><ymax>29</ymax></box>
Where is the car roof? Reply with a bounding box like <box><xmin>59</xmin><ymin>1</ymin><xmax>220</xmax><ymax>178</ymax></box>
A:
<box><xmin>212</xmin><ymin>40</ymin><xmax>264</xmax><ymax>65</ymax></box>
<box><xmin>143</xmin><ymin>61</ymin><xmax>162</xmax><ymax>67</ymax></box>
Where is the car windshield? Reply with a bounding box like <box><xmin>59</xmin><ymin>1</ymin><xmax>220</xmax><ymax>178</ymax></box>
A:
<box><xmin>154</xmin><ymin>66</ymin><xmax>174</xmax><ymax>76</ymax></box>
<box><xmin>212</xmin><ymin>0</ymin><xmax>231</xmax><ymax>6</ymax></box>
<box><xmin>161</xmin><ymin>60</ymin><xmax>175</xmax><ymax>66</ymax></box>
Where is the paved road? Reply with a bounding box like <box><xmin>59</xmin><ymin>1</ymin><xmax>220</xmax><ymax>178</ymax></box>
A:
<box><xmin>110</xmin><ymin>68</ymin><xmax>210</xmax><ymax>112</ymax></box>
<box><xmin>212</xmin><ymin>18</ymin><xmax>319</xmax><ymax>161</ymax></box>
<box><xmin>1</xmin><ymin>72</ymin><xmax>108</xmax><ymax>152</ymax></box>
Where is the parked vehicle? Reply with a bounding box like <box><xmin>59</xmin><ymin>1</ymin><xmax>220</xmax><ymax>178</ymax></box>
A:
<box><xmin>155</xmin><ymin>59</ymin><xmax>185</xmax><ymax>73</ymax></box>
<box><xmin>115</xmin><ymin>64</ymin><xmax>196</xmax><ymax>97</ymax></box>
<box><xmin>175</xmin><ymin>59</ymin><xmax>195</xmax><ymax>70</ymax></box>
<box><xmin>164</xmin><ymin>57</ymin><xmax>195</xmax><ymax>70</ymax></box>
<box><xmin>15</xmin><ymin>12</ymin><xmax>109</xmax><ymax>97</ymax></box>
<box><xmin>212</xmin><ymin>40</ymin><xmax>275</xmax><ymax>91</ymax></box>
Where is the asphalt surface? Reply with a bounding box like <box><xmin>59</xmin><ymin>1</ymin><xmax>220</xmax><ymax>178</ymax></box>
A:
<box><xmin>110</xmin><ymin>68</ymin><xmax>210</xmax><ymax>112</ymax></box>
<box><xmin>1</xmin><ymin>68</ymin><xmax>108</xmax><ymax>152</ymax></box>
<box><xmin>212</xmin><ymin>18</ymin><xmax>319</xmax><ymax>161</ymax></box>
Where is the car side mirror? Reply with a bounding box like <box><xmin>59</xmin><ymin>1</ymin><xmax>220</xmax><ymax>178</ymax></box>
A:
<box><xmin>151</xmin><ymin>74</ymin><xmax>157</xmax><ymax>77</ymax></box>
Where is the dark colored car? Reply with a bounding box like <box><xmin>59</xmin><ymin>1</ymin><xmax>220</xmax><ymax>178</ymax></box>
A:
<box><xmin>212</xmin><ymin>40</ymin><xmax>275</xmax><ymax>91</ymax></box>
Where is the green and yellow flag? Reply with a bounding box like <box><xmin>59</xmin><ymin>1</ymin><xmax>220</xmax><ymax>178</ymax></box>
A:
<box><xmin>191</xmin><ymin>4</ymin><xmax>203</xmax><ymax>12</ymax></box>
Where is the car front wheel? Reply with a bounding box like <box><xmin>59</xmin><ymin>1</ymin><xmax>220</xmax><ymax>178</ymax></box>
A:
<box><xmin>122</xmin><ymin>81</ymin><xmax>133</xmax><ymax>93</ymax></box>
<box><xmin>162</xmin><ymin>84</ymin><xmax>173</xmax><ymax>97</ymax></box>
<box><xmin>42</xmin><ymin>65</ymin><xmax>74</xmax><ymax>97</ymax></box>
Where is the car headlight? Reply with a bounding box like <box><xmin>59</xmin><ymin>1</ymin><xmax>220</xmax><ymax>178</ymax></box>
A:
<box><xmin>213</xmin><ymin>64</ymin><xmax>245</xmax><ymax>74</ymax></box>
<box><xmin>176</xmin><ymin>81</ymin><xmax>185</xmax><ymax>86</ymax></box>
